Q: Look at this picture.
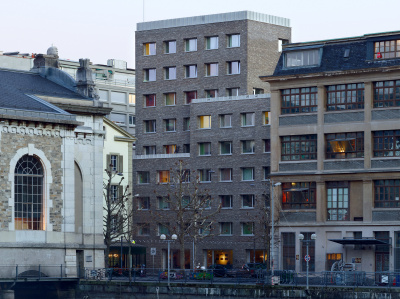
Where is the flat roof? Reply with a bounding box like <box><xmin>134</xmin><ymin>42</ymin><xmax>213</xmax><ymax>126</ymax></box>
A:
<box><xmin>137</xmin><ymin>11</ymin><xmax>290</xmax><ymax>31</ymax></box>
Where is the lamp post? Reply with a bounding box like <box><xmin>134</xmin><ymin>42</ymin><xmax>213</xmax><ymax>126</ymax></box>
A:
<box><xmin>160</xmin><ymin>233</ymin><xmax>177</xmax><ymax>286</ymax></box>
<box><xmin>298</xmin><ymin>233</ymin><xmax>316</xmax><ymax>291</ymax></box>
<box><xmin>270</xmin><ymin>181</ymin><xmax>281</xmax><ymax>277</ymax></box>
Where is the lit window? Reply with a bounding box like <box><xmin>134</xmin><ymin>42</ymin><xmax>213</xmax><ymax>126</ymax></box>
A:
<box><xmin>199</xmin><ymin>115</ymin><xmax>211</xmax><ymax>129</ymax></box>
<box><xmin>198</xmin><ymin>169</ymin><xmax>212</xmax><ymax>182</ymax></box>
<box><xmin>242</xmin><ymin>223</ymin><xmax>254</xmax><ymax>235</ymax></box>
<box><xmin>137</xmin><ymin>197</ymin><xmax>150</xmax><ymax>210</ymax></box>
<box><xmin>206</xmin><ymin>36</ymin><xmax>218</xmax><ymax>50</ymax></box>
<box><xmin>326</xmin><ymin>132</ymin><xmax>364</xmax><ymax>159</ymax></box>
<box><xmin>185</xmin><ymin>91</ymin><xmax>197</xmax><ymax>104</ymax></box>
<box><xmin>205</xmin><ymin>63</ymin><xmax>218</xmax><ymax>76</ymax></box>
<box><xmin>14</xmin><ymin>155</ymin><xmax>44</xmax><ymax>230</ymax></box>
<box><xmin>220</xmin><ymin>168</ymin><xmax>232</xmax><ymax>182</ymax></box>
<box><xmin>143</xmin><ymin>146</ymin><xmax>156</xmax><ymax>155</ymax></box>
<box><xmin>185</xmin><ymin>65</ymin><xmax>197</xmax><ymax>78</ymax></box>
<box><xmin>220</xmin><ymin>195</ymin><xmax>232</xmax><ymax>208</ymax></box>
<box><xmin>164</xmin><ymin>119</ymin><xmax>176</xmax><ymax>132</ymax></box>
<box><xmin>282</xmin><ymin>182</ymin><xmax>316</xmax><ymax>209</ymax></box>
<box><xmin>374</xmin><ymin>180</ymin><xmax>400</xmax><ymax>208</ymax></box>
<box><xmin>227</xmin><ymin>61</ymin><xmax>240</xmax><ymax>75</ymax></box>
<box><xmin>144</xmin><ymin>120</ymin><xmax>156</xmax><ymax>133</ymax></box>
<box><xmin>373</xmin><ymin>80</ymin><xmax>400</xmax><ymax>108</ymax></box>
<box><xmin>326</xmin><ymin>83</ymin><xmax>364</xmax><ymax>111</ymax></box>
<box><xmin>164</xmin><ymin>40</ymin><xmax>176</xmax><ymax>54</ymax></box>
<box><xmin>281</xmin><ymin>135</ymin><xmax>317</xmax><ymax>161</ymax></box>
<box><xmin>263</xmin><ymin>112</ymin><xmax>270</xmax><ymax>125</ymax></box>
<box><xmin>144</xmin><ymin>94</ymin><xmax>156</xmax><ymax>107</ymax></box>
<box><xmin>129</xmin><ymin>94</ymin><xmax>136</xmax><ymax>105</ymax></box>
<box><xmin>183</xmin><ymin>118</ymin><xmax>190</xmax><ymax>131</ymax></box>
<box><xmin>327</xmin><ymin>181</ymin><xmax>349</xmax><ymax>221</ymax></box>
<box><xmin>227</xmin><ymin>34</ymin><xmax>240</xmax><ymax>48</ymax></box>
<box><xmin>374</xmin><ymin>40</ymin><xmax>400</xmax><ymax>59</ymax></box>
<box><xmin>163</xmin><ymin>144</ymin><xmax>177</xmax><ymax>154</ymax></box>
<box><xmin>241</xmin><ymin>113</ymin><xmax>255</xmax><ymax>126</ymax></box>
<box><xmin>164</xmin><ymin>93</ymin><xmax>176</xmax><ymax>106</ymax></box>
<box><xmin>138</xmin><ymin>224</ymin><xmax>150</xmax><ymax>236</ymax></box>
<box><xmin>143</xmin><ymin>68</ymin><xmax>156</xmax><ymax>82</ymax></box>
<box><xmin>264</xmin><ymin>139</ymin><xmax>271</xmax><ymax>152</ymax></box>
<box><xmin>198</xmin><ymin>143</ymin><xmax>211</xmax><ymax>156</ymax></box>
<box><xmin>164</xmin><ymin>67</ymin><xmax>176</xmax><ymax>80</ymax></box>
<box><xmin>285</xmin><ymin>49</ymin><xmax>320</xmax><ymax>67</ymax></box>
<box><xmin>220</xmin><ymin>222</ymin><xmax>232</xmax><ymax>235</ymax></box>
<box><xmin>143</xmin><ymin>42</ymin><xmax>156</xmax><ymax>55</ymax></box>
<box><xmin>373</xmin><ymin>130</ymin><xmax>400</xmax><ymax>157</ymax></box>
<box><xmin>242</xmin><ymin>140</ymin><xmax>255</xmax><ymax>154</ymax></box>
<box><xmin>242</xmin><ymin>168</ymin><xmax>254</xmax><ymax>181</ymax></box>
<box><xmin>185</xmin><ymin>38</ymin><xmax>197</xmax><ymax>52</ymax></box>
<box><xmin>157</xmin><ymin>171</ymin><xmax>170</xmax><ymax>184</ymax></box>
<box><xmin>205</xmin><ymin>89</ymin><xmax>218</xmax><ymax>98</ymax></box>
<box><xmin>220</xmin><ymin>141</ymin><xmax>232</xmax><ymax>155</ymax></box>
<box><xmin>281</xmin><ymin>87</ymin><xmax>318</xmax><ymax>114</ymax></box>
<box><xmin>227</xmin><ymin>88</ymin><xmax>239</xmax><ymax>96</ymax></box>
<box><xmin>137</xmin><ymin>171</ymin><xmax>150</xmax><ymax>184</ymax></box>
<box><xmin>220</xmin><ymin>114</ymin><xmax>232</xmax><ymax>128</ymax></box>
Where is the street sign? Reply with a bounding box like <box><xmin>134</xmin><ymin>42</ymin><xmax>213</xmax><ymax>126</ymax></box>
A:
<box><xmin>150</xmin><ymin>248</ymin><xmax>156</xmax><ymax>255</ymax></box>
<box><xmin>304</xmin><ymin>255</ymin><xmax>310</xmax><ymax>262</ymax></box>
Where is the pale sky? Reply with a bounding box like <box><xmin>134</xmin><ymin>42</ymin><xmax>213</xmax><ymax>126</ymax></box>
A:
<box><xmin>0</xmin><ymin>0</ymin><xmax>399</xmax><ymax>68</ymax></box>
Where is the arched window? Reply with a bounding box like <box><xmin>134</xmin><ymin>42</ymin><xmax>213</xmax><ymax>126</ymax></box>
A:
<box><xmin>14</xmin><ymin>155</ymin><xmax>44</xmax><ymax>230</ymax></box>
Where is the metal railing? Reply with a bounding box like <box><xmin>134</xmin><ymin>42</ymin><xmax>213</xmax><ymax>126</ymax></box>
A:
<box><xmin>0</xmin><ymin>265</ymin><xmax>75</xmax><ymax>280</ymax></box>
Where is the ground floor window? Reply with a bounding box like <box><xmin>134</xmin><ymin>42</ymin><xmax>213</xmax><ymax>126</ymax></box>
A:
<box><xmin>326</xmin><ymin>253</ymin><xmax>342</xmax><ymax>271</ymax></box>
<box><xmin>206</xmin><ymin>250</ymin><xmax>233</xmax><ymax>267</ymax></box>
<box><xmin>248</xmin><ymin>250</ymin><xmax>268</xmax><ymax>264</ymax></box>
<box><xmin>282</xmin><ymin>232</ymin><xmax>295</xmax><ymax>270</ymax></box>
<box><xmin>375</xmin><ymin>231</ymin><xmax>390</xmax><ymax>272</ymax></box>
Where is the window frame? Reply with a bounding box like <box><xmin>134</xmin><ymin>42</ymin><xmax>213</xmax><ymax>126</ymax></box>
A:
<box><xmin>220</xmin><ymin>141</ymin><xmax>232</xmax><ymax>155</ymax></box>
<box><xmin>220</xmin><ymin>168</ymin><xmax>233</xmax><ymax>182</ymax></box>
<box><xmin>185</xmin><ymin>38</ymin><xmax>197</xmax><ymax>52</ymax></box>
<box><xmin>220</xmin><ymin>195</ymin><xmax>233</xmax><ymax>209</ymax></box>
<box><xmin>157</xmin><ymin>170</ymin><xmax>170</xmax><ymax>184</ymax></box>
<box><xmin>144</xmin><ymin>120</ymin><xmax>156</xmax><ymax>133</ymax></box>
<box><xmin>198</xmin><ymin>115</ymin><xmax>211</xmax><ymax>129</ymax></box>
<box><xmin>163</xmin><ymin>144</ymin><xmax>177</xmax><ymax>154</ymax></box>
<box><xmin>183</xmin><ymin>117</ymin><xmax>190</xmax><ymax>131</ymax></box>
<box><xmin>143</xmin><ymin>68</ymin><xmax>156</xmax><ymax>82</ymax></box>
<box><xmin>144</xmin><ymin>94</ymin><xmax>156</xmax><ymax>107</ymax></box>
<box><xmin>326</xmin><ymin>83</ymin><xmax>365</xmax><ymax>111</ymax></box>
<box><xmin>164</xmin><ymin>67</ymin><xmax>177</xmax><ymax>80</ymax></box>
<box><xmin>285</xmin><ymin>49</ymin><xmax>320</xmax><ymax>68</ymax></box>
<box><xmin>164</xmin><ymin>40</ymin><xmax>176</xmax><ymax>54</ymax></box>
<box><xmin>227</xmin><ymin>34</ymin><xmax>240</xmax><ymax>48</ymax></box>
<box><xmin>198</xmin><ymin>142</ymin><xmax>211</xmax><ymax>156</ymax></box>
<box><xmin>281</xmin><ymin>135</ymin><xmax>317</xmax><ymax>161</ymax></box>
<box><xmin>373</xmin><ymin>80</ymin><xmax>400</xmax><ymax>108</ymax></box>
<box><xmin>227</xmin><ymin>61</ymin><xmax>240</xmax><ymax>75</ymax></box>
<box><xmin>185</xmin><ymin>64</ymin><xmax>197</xmax><ymax>78</ymax></box>
<box><xmin>220</xmin><ymin>114</ymin><xmax>232</xmax><ymax>128</ymax></box>
<box><xmin>220</xmin><ymin>222</ymin><xmax>233</xmax><ymax>235</ymax></box>
<box><xmin>185</xmin><ymin>91</ymin><xmax>197</xmax><ymax>104</ymax></box>
<box><xmin>227</xmin><ymin>87</ymin><xmax>240</xmax><ymax>97</ymax></box>
<box><xmin>143</xmin><ymin>42</ymin><xmax>156</xmax><ymax>55</ymax></box>
<box><xmin>241</xmin><ymin>140</ymin><xmax>255</xmax><ymax>154</ymax></box>
<box><xmin>374</xmin><ymin>179</ymin><xmax>400</xmax><ymax>208</ymax></box>
<box><xmin>241</xmin><ymin>167</ymin><xmax>254</xmax><ymax>181</ymax></box>
<box><xmin>282</xmin><ymin>182</ymin><xmax>316</xmax><ymax>210</ymax></box>
<box><xmin>241</xmin><ymin>112</ymin><xmax>255</xmax><ymax>127</ymax></box>
<box><xmin>137</xmin><ymin>197</ymin><xmax>150</xmax><ymax>210</ymax></box>
<box><xmin>373</xmin><ymin>130</ymin><xmax>400</xmax><ymax>157</ymax></box>
<box><xmin>241</xmin><ymin>222</ymin><xmax>254</xmax><ymax>236</ymax></box>
<box><xmin>327</xmin><ymin>181</ymin><xmax>349</xmax><ymax>221</ymax></box>
<box><xmin>326</xmin><ymin>132</ymin><xmax>364</xmax><ymax>159</ymax></box>
<box><xmin>164</xmin><ymin>92</ymin><xmax>176</xmax><ymax>106</ymax></box>
<box><xmin>205</xmin><ymin>63</ymin><xmax>218</xmax><ymax>76</ymax></box>
<box><xmin>143</xmin><ymin>145</ymin><xmax>156</xmax><ymax>155</ymax></box>
<box><xmin>281</xmin><ymin>87</ymin><xmax>318</xmax><ymax>114</ymax></box>
<box><xmin>137</xmin><ymin>171</ymin><xmax>150</xmax><ymax>184</ymax></box>
<box><xmin>206</xmin><ymin>36</ymin><xmax>219</xmax><ymax>50</ymax></box>
<box><xmin>241</xmin><ymin>194</ymin><xmax>255</xmax><ymax>209</ymax></box>
<box><xmin>374</xmin><ymin>40</ymin><xmax>400</xmax><ymax>59</ymax></box>
<box><xmin>198</xmin><ymin>169</ymin><xmax>212</xmax><ymax>182</ymax></box>
<box><xmin>205</xmin><ymin>89</ymin><xmax>218</xmax><ymax>98</ymax></box>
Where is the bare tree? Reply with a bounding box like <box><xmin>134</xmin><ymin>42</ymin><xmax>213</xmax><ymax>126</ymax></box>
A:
<box><xmin>103</xmin><ymin>166</ymin><xmax>132</xmax><ymax>268</ymax></box>
<box><xmin>151</xmin><ymin>160</ymin><xmax>220</xmax><ymax>269</ymax></box>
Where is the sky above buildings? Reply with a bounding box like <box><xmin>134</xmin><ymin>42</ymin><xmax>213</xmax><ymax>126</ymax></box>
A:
<box><xmin>0</xmin><ymin>0</ymin><xmax>399</xmax><ymax>68</ymax></box>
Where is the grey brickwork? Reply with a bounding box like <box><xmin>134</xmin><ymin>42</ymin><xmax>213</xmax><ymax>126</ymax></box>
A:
<box><xmin>372</xmin><ymin>108</ymin><xmax>400</xmax><ymax>121</ymax></box>
<box><xmin>324</xmin><ymin>111</ymin><xmax>364</xmax><ymax>123</ymax></box>
<box><xmin>371</xmin><ymin>159</ymin><xmax>400</xmax><ymax>169</ymax></box>
<box><xmin>279</xmin><ymin>212</ymin><xmax>316</xmax><ymax>222</ymax></box>
<box><xmin>279</xmin><ymin>162</ymin><xmax>317</xmax><ymax>172</ymax></box>
<box><xmin>279</xmin><ymin>114</ymin><xmax>317</xmax><ymax>126</ymax></box>
<box><xmin>324</xmin><ymin>160</ymin><xmax>364</xmax><ymax>171</ymax></box>
<box><xmin>372</xmin><ymin>211</ymin><xmax>400</xmax><ymax>221</ymax></box>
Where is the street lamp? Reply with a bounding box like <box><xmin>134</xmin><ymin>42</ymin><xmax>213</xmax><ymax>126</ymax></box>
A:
<box><xmin>298</xmin><ymin>233</ymin><xmax>316</xmax><ymax>291</ymax></box>
<box><xmin>270</xmin><ymin>181</ymin><xmax>281</xmax><ymax>277</ymax></box>
<box><xmin>160</xmin><ymin>233</ymin><xmax>177</xmax><ymax>286</ymax></box>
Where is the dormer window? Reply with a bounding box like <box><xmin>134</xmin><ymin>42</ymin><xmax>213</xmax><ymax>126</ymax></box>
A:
<box><xmin>285</xmin><ymin>49</ymin><xmax>320</xmax><ymax>67</ymax></box>
<box><xmin>374</xmin><ymin>40</ymin><xmax>400</xmax><ymax>59</ymax></box>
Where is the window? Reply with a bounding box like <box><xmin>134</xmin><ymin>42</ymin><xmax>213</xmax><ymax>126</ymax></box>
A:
<box><xmin>241</xmin><ymin>140</ymin><xmax>255</xmax><ymax>154</ymax></box>
<box><xmin>185</xmin><ymin>91</ymin><xmax>197</xmax><ymax>104</ymax></box>
<box><xmin>227</xmin><ymin>34</ymin><xmax>240</xmax><ymax>48</ymax></box>
<box><xmin>220</xmin><ymin>195</ymin><xmax>232</xmax><ymax>208</ymax></box>
<box><xmin>180</xmin><ymin>170</ymin><xmax>190</xmax><ymax>183</ymax></box>
<box><xmin>281</xmin><ymin>135</ymin><xmax>317</xmax><ymax>161</ymax></box>
<box><xmin>282</xmin><ymin>233</ymin><xmax>295</xmax><ymax>270</ymax></box>
<box><xmin>157</xmin><ymin>197</ymin><xmax>170</xmax><ymax>210</ymax></box>
<box><xmin>220</xmin><ymin>168</ymin><xmax>232</xmax><ymax>182</ymax></box>
<box><xmin>198</xmin><ymin>169</ymin><xmax>212</xmax><ymax>182</ymax></box>
<box><xmin>205</xmin><ymin>63</ymin><xmax>218</xmax><ymax>76</ymax></box>
<box><xmin>326</xmin><ymin>83</ymin><xmax>364</xmax><ymax>111</ymax></box>
<box><xmin>373</xmin><ymin>80</ymin><xmax>400</xmax><ymax>108</ymax></box>
<box><xmin>220</xmin><ymin>141</ymin><xmax>232</xmax><ymax>155</ymax></box>
<box><xmin>144</xmin><ymin>94</ymin><xmax>156</xmax><ymax>107</ymax></box>
<box><xmin>129</xmin><ymin>115</ymin><xmax>135</xmax><ymax>126</ymax></box>
<box><xmin>107</xmin><ymin>154</ymin><xmax>123</xmax><ymax>172</ymax></box>
<box><xmin>300</xmin><ymin>232</ymin><xmax>315</xmax><ymax>272</ymax></box>
<box><xmin>198</xmin><ymin>142</ymin><xmax>211</xmax><ymax>156</ymax></box>
<box><xmin>183</xmin><ymin>118</ymin><xmax>190</xmax><ymax>131</ymax></box>
<box><xmin>143</xmin><ymin>146</ymin><xmax>156</xmax><ymax>155</ymax></box>
<box><xmin>326</xmin><ymin>253</ymin><xmax>343</xmax><ymax>271</ymax></box>
<box><xmin>181</xmin><ymin>196</ymin><xmax>190</xmax><ymax>207</ymax></box>
<box><xmin>164</xmin><ymin>92</ymin><xmax>176</xmax><ymax>106</ymax></box>
<box><xmin>220</xmin><ymin>222</ymin><xmax>232</xmax><ymax>235</ymax></box>
<box><xmin>137</xmin><ymin>171</ymin><xmax>150</xmax><ymax>184</ymax></box>
<box><xmin>373</xmin><ymin>130</ymin><xmax>400</xmax><ymax>157</ymax></box>
<box><xmin>253</xmin><ymin>88</ymin><xmax>264</xmax><ymax>95</ymax></box>
<box><xmin>163</xmin><ymin>144</ymin><xmax>177</xmax><ymax>154</ymax></box>
<box><xmin>374</xmin><ymin>180</ymin><xmax>400</xmax><ymax>208</ymax></box>
<box><xmin>198</xmin><ymin>115</ymin><xmax>211</xmax><ymax>129</ymax></box>
<box><xmin>264</xmin><ymin>139</ymin><xmax>271</xmax><ymax>152</ymax></box>
<box><xmin>242</xmin><ymin>194</ymin><xmax>254</xmax><ymax>208</ymax></box>
<box><xmin>374</xmin><ymin>40</ymin><xmax>400</xmax><ymax>59</ymax></box>
<box><xmin>164</xmin><ymin>67</ymin><xmax>176</xmax><ymax>80</ymax></box>
<box><xmin>138</xmin><ymin>197</ymin><xmax>150</xmax><ymax>210</ymax></box>
<box><xmin>205</xmin><ymin>89</ymin><xmax>218</xmax><ymax>98</ymax></box>
<box><xmin>185</xmin><ymin>38</ymin><xmax>197</xmax><ymax>52</ymax></box>
<box><xmin>183</xmin><ymin>144</ymin><xmax>190</xmax><ymax>153</ymax></box>
<box><xmin>262</xmin><ymin>111</ymin><xmax>270</xmax><ymax>125</ymax></box>
<box><xmin>110</xmin><ymin>91</ymin><xmax>126</xmax><ymax>104</ymax></box>
<box><xmin>143</xmin><ymin>42</ymin><xmax>156</xmax><ymax>55</ymax></box>
<box><xmin>242</xmin><ymin>168</ymin><xmax>254</xmax><ymax>181</ymax></box>
<box><xmin>242</xmin><ymin>223</ymin><xmax>254</xmax><ymax>235</ymax></box>
<box><xmin>281</xmin><ymin>87</ymin><xmax>318</xmax><ymax>114</ymax></box>
<box><xmin>143</xmin><ymin>68</ymin><xmax>156</xmax><ymax>82</ymax></box>
<box><xmin>164</xmin><ymin>119</ymin><xmax>176</xmax><ymax>132</ymax></box>
<box><xmin>241</xmin><ymin>113</ymin><xmax>255</xmax><ymax>126</ymax></box>
<box><xmin>227</xmin><ymin>87</ymin><xmax>239</xmax><ymax>96</ymax></box>
<box><xmin>111</xmin><ymin>215</ymin><xmax>121</xmax><ymax>234</ymax></box>
<box><xmin>109</xmin><ymin>113</ymin><xmax>125</xmax><ymax>126</ymax></box>
<box><xmin>326</xmin><ymin>132</ymin><xmax>364</xmax><ymax>159</ymax></box>
<box><xmin>206</xmin><ymin>36</ymin><xmax>218</xmax><ymax>50</ymax></box>
<box><xmin>327</xmin><ymin>181</ymin><xmax>349</xmax><ymax>221</ymax></box>
<box><xmin>220</xmin><ymin>114</ymin><xmax>232</xmax><ymax>128</ymax></box>
<box><xmin>164</xmin><ymin>40</ymin><xmax>176</xmax><ymax>54</ymax></box>
<box><xmin>14</xmin><ymin>155</ymin><xmax>44</xmax><ymax>230</ymax></box>
<box><xmin>282</xmin><ymin>182</ymin><xmax>316</xmax><ymax>209</ymax></box>
<box><xmin>263</xmin><ymin>166</ymin><xmax>270</xmax><ymax>180</ymax></box>
<box><xmin>227</xmin><ymin>61</ymin><xmax>240</xmax><ymax>75</ymax></box>
<box><xmin>138</xmin><ymin>224</ymin><xmax>150</xmax><ymax>236</ymax></box>
<box><xmin>185</xmin><ymin>65</ymin><xmax>197</xmax><ymax>78</ymax></box>
<box><xmin>157</xmin><ymin>170</ymin><xmax>170</xmax><ymax>184</ymax></box>
<box><xmin>144</xmin><ymin>120</ymin><xmax>156</xmax><ymax>133</ymax></box>
<box><xmin>286</xmin><ymin>49</ymin><xmax>320</xmax><ymax>67</ymax></box>
<box><xmin>158</xmin><ymin>223</ymin><xmax>169</xmax><ymax>235</ymax></box>
<box><xmin>110</xmin><ymin>185</ymin><xmax>120</xmax><ymax>202</ymax></box>
<box><xmin>199</xmin><ymin>223</ymin><xmax>211</xmax><ymax>236</ymax></box>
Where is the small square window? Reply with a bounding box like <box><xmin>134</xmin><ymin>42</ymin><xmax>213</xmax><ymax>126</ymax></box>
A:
<box><xmin>206</xmin><ymin>36</ymin><xmax>218</xmax><ymax>50</ymax></box>
<box><xmin>110</xmin><ymin>185</ymin><xmax>119</xmax><ymax>202</ymax></box>
<box><xmin>137</xmin><ymin>171</ymin><xmax>150</xmax><ymax>184</ymax></box>
<box><xmin>220</xmin><ymin>222</ymin><xmax>232</xmax><ymax>235</ymax></box>
<box><xmin>158</xmin><ymin>223</ymin><xmax>169</xmax><ymax>235</ymax></box>
<box><xmin>164</xmin><ymin>67</ymin><xmax>176</xmax><ymax>80</ymax></box>
<box><xmin>220</xmin><ymin>114</ymin><xmax>232</xmax><ymax>128</ymax></box>
<box><xmin>157</xmin><ymin>171</ymin><xmax>170</xmax><ymax>184</ymax></box>
<box><xmin>183</xmin><ymin>144</ymin><xmax>190</xmax><ymax>153</ymax></box>
<box><xmin>164</xmin><ymin>119</ymin><xmax>176</xmax><ymax>132</ymax></box>
<box><xmin>144</xmin><ymin>146</ymin><xmax>156</xmax><ymax>155</ymax></box>
<box><xmin>144</xmin><ymin>94</ymin><xmax>156</xmax><ymax>107</ymax></box>
<box><xmin>163</xmin><ymin>144</ymin><xmax>176</xmax><ymax>154</ymax></box>
<box><xmin>227</xmin><ymin>88</ymin><xmax>239</xmax><ymax>97</ymax></box>
<box><xmin>227</xmin><ymin>34</ymin><xmax>240</xmax><ymax>48</ymax></box>
<box><xmin>205</xmin><ymin>89</ymin><xmax>218</xmax><ymax>98</ymax></box>
<box><xmin>199</xmin><ymin>115</ymin><xmax>211</xmax><ymax>129</ymax></box>
<box><xmin>220</xmin><ymin>168</ymin><xmax>232</xmax><ymax>182</ymax></box>
<box><xmin>164</xmin><ymin>93</ymin><xmax>176</xmax><ymax>106</ymax></box>
<box><xmin>185</xmin><ymin>38</ymin><xmax>197</xmax><ymax>52</ymax></box>
<box><xmin>242</xmin><ymin>167</ymin><xmax>254</xmax><ymax>181</ymax></box>
<box><xmin>137</xmin><ymin>197</ymin><xmax>150</xmax><ymax>210</ymax></box>
<box><xmin>144</xmin><ymin>120</ymin><xmax>156</xmax><ymax>133</ymax></box>
<box><xmin>227</xmin><ymin>61</ymin><xmax>240</xmax><ymax>75</ymax></box>
<box><xmin>220</xmin><ymin>195</ymin><xmax>232</xmax><ymax>208</ymax></box>
<box><xmin>185</xmin><ymin>65</ymin><xmax>197</xmax><ymax>78</ymax></box>
<box><xmin>198</xmin><ymin>169</ymin><xmax>212</xmax><ymax>182</ymax></box>
<box><xmin>198</xmin><ymin>143</ymin><xmax>211</xmax><ymax>156</ymax></box>
<box><xmin>220</xmin><ymin>141</ymin><xmax>232</xmax><ymax>155</ymax></box>
<box><xmin>241</xmin><ymin>113</ymin><xmax>255</xmax><ymax>126</ymax></box>
<box><xmin>144</xmin><ymin>42</ymin><xmax>156</xmax><ymax>55</ymax></box>
<box><xmin>144</xmin><ymin>68</ymin><xmax>156</xmax><ymax>82</ymax></box>
<box><xmin>242</xmin><ymin>194</ymin><xmax>254</xmax><ymax>208</ymax></box>
<box><xmin>164</xmin><ymin>40</ymin><xmax>176</xmax><ymax>54</ymax></box>
<box><xmin>205</xmin><ymin>63</ymin><xmax>218</xmax><ymax>76</ymax></box>
<box><xmin>185</xmin><ymin>91</ymin><xmax>197</xmax><ymax>104</ymax></box>
<box><xmin>138</xmin><ymin>224</ymin><xmax>150</xmax><ymax>236</ymax></box>
<box><xmin>242</xmin><ymin>140</ymin><xmax>255</xmax><ymax>154</ymax></box>
<box><xmin>242</xmin><ymin>223</ymin><xmax>254</xmax><ymax>235</ymax></box>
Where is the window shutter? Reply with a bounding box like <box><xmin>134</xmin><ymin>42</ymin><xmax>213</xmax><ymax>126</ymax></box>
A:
<box><xmin>118</xmin><ymin>155</ymin><xmax>124</xmax><ymax>173</ymax></box>
<box><xmin>106</xmin><ymin>154</ymin><xmax>111</xmax><ymax>171</ymax></box>
<box><xmin>118</xmin><ymin>185</ymin><xmax>124</xmax><ymax>200</ymax></box>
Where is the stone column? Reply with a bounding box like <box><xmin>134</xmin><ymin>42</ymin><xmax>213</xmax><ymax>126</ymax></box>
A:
<box><xmin>270</xmin><ymin>90</ymin><xmax>280</xmax><ymax>173</ymax></box>
<box><xmin>364</xmin><ymin>82</ymin><xmax>373</xmax><ymax>169</ymax></box>
<box><xmin>317</xmin><ymin>85</ymin><xmax>326</xmax><ymax>171</ymax></box>
<box><xmin>316</xmin><ymin>181</ymin><xmax>326</xmax><ymax>223</ymax></box>
<box><xmin>363</xmin><ymin>180</ymin><xmax>373</xmax><ymax>223</ymax></box>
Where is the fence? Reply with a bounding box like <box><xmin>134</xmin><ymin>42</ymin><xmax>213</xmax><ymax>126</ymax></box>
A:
<box><xmin>0</xmin><ymin>265</ymin><xmax>71</xmax><ymax>280</ymax></box>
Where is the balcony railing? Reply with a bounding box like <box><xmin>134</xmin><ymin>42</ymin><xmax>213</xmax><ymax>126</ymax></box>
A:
<box><xmin>193</xmin><ymin>93</ymin><xmax>270</xmax><ymax>104</ymax></box>
<box><xmin>133</xmin><ymin>153</ymin><xmax>190</xmax><ymax>160</ymax></box>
